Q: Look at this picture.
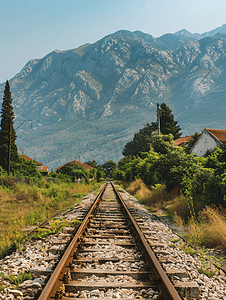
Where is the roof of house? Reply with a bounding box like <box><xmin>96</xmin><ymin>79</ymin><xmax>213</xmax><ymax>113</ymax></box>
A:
<box><xmin>21</xmin><ymin>154</ymin><xmax>43</xmax><ymax>166</ymax></box>
<box><xmin>174</xmin><ymin>135</ymin><xmax>195</xmax><ymax>147</ymax></box>
<box><xmin>205</xmin><ymin>128</ymin><xmax>226</xmax><ymax>142</ymax></box>
<box><xmin>55</xmin><ymin>160</ymin><xmax>93</xmax><ymax>171</ymax></box>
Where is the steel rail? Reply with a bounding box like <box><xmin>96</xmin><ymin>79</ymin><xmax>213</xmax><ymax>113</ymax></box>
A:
<box><xmin>38</xmin><ymin>182</ymin><xmax>107</xmax><ymax>300</ymax></box>
<box><xmin>111</xmin><ymin>181</ymin><xmax>182</xmax><ymax>300</ymax></box>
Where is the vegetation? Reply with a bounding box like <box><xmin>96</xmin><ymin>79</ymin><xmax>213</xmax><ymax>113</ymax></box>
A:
<box><xmin>186</xmin><ymin>132</ymin><xmax>200</xmax><ymax>153</ymax></box>
<box><xmin>122</xmin><ymin>122</ymin><xmax>157</xmax><ymax>157</ymax></box>
<box><xmin>102</xmin><ymin>160</ymin><xmax>117</xmax><ymax>178</ymax></box>
<box><xmin>113</xmin><ymin>123</ymin><xmax>226</xmax><ymax>249</ymax></box>
<box><xmin>3</xmin><ymin>272</ymin><xmax>32</xmax><ymax>286</ymax></box>
<box><xmin>0</xmin><ymin>81</ymin><xmax>46</xmax><ymax>178</ymax></box>
<box><xmin>122</xmin><ymin>103</ymin><xmax>181</xmax><ymax>157</ymax></box>
<box><xmin>114</xmin><ymin>134</ymin><xmax>226</xmax><ymax>208</ymax></box>
<box><xmin>31</xmin><ymin>218</ymin><xmax>81</xmax><ymax>240</ymax></box>
<box><xmin>160</xmin><ymin>103</ymin><xmax>182</xmax><ymax>139</ymax></box>
<box><xmin>0</xmin><ymin>179</ymin><xmax>100</xmax><ymax>258</ymax></box>
<box><xmin>0</xmin><ymin>81</ymin><xmax>20</xmax><ymax>174</ymax></box>
<box><xmin>55</xmin><ymin>162</ymin><xmax>93</xmax><ymax>182</ymax></box>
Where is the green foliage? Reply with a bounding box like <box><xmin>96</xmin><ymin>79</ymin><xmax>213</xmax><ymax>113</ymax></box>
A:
<box><xmin>169</xmin><ymin>244</ymin><xmax>177</xmax><ymax>248</ymax></box>
<box><xmin>118</xmin><ymin>130</ymin><xmax>226</xmax><ymax>208</ymax></box>
<box><xmin>31</xmin><ymin>218</ymin><xmax>81</xmax><ymax>240</ymax></box>
<box><xmin>135</xmin><ymin>151</ymin><xmax>160</xmax><ymax>186</ymax></box>
<box><xmin>89</xmin><ymin>167</ymin><xmax>97</xmax><ymax>179</ymax></box>
<box><xmin>112</xmin><ymin>169</ymin><xmax>125</xmax><ymax>181</ymax></box>
<box><xmin>102</xmin><ymin>160</ymin><xmax>117</xmax><ymax>178</ymax></box>
<box><xmin>96</xmin><ymin>165</ymin><xmax>105</xmax><ymax>181</ymax></box>
<box><xmin>40</xmin><ymin>170</ymin><xmax>49</xmax><ymax>176</ymax></box>
<box><xmin>151</xmin><ymin>133</ymin><xmax>175</xmax><ymax>154</ymax></box>
<box><xmin>179</xmin><ymin>245</ymin><xmax>199</xmax><ymax>256</ymax></box>
<box><xmin>31</xmin><ymin>228</ymin><xmax>52</xmax><ymax>240</ymax></box>
<box><xmin>170</xmin><ymin>238</ymin><xmax>181</xmax><ymax>243</ymax></box>
<box><xmin>198</xmin><ymin>254</ymin><xmax>219</xmax><ymax>277</ymax></box>
<box><xmin>49</xmin><ymin>218</ymin><xmax>81</xmax><ymax>232</ymax></box>
<box><xmin>3</xmin><ymin>272</ymin><xmax>32</xmax><ymax>286</ymax></box>
<box><xmin>56</xmin><ymin>162</ymin><xmax>94</xmax><ymax>182</ymax></box>
<box><xmin>0</xmin><ymin>166</ymin><xmax>6</xmax><ymax>176</ymax></box>
<box><xmin>122</xmin><ymin>122</ymin><xmax>157</xmax><ymax>157</ymax></box>
<box><xmin>198</xmin><ymin>268</ymin><xmax>216</xmax><ymax>277</ymax></box>
<box><xmin>0</xmin><ymin>81</ymin><xmax>20</xmax><ymax>173</ymax></box>
<box><xmin>160</xmin><ymin>103</ymin><xmax>182</xmax><ymax>139</ymax></box>
<box><xmin>13</xmin><ymin>156</ymin><xmax>42</xmax><ymax>178</ymax></box>
<box><xmin>86</xmin><ymin>160</ymin><xmax>97</xmax><ymax>168</ymax></box>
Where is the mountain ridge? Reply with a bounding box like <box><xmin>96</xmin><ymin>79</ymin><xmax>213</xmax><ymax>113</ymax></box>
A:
<box><xmin>1</xmin><ymin>25</ymin><xmax>226</xmax><ymax>169</ymax></box>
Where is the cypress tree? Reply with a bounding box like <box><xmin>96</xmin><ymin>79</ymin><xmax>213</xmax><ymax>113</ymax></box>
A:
<box><xmin>0</xmin><ymin>80</ymin><xmax>20</xmax><ymax>173</ymax></box>
<box><xmin>160</xmin><ymin>103</ymin><xmax>182</xmax><ymax>139</ymax></box>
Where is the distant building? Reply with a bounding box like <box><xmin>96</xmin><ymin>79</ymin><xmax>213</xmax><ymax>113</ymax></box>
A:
<box><xmin>190</xmin><ymin>128</ymin><xmax>226</xmax><ymax>156</ymax></box>
<box><xmin>174</xmin><ymin>135</ymin><xmax>196</xmax><ymax>147</ymax></box>
<box><xmin>21</xmin><ymin>154</ymin><xmax>49</xmax><ymax>172</ymax></box>
<box><xmin>55</xmin><ymin>160</ymin><xmax>93</xmax><ymax>171</ymax></box>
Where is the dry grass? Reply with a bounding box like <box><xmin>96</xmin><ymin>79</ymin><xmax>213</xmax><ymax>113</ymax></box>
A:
<box><xmin>173</xmin><ymin>212</ymin><xmax>185</xmax><ymax>232</ymax></box>
<box><xmin>166</xmin><ymin>196</ymin><xmax>190</xmax><ymax>219</ymax></box>
<box><xmin>166</xmin><ymin>195</ymin><xmax>203</xmax><ymax>221</ymax></box>
<box><xmin>125</xmin><ymin>179</ymin><xmax>226</xmax><ymax>250</ymax></box>
<box><xmin>125</xmin><ymin>179</ymin><xmax>165</xmax><ymax>211</ymax></box>
<box><xmin>186</xmin><ymin>206</ymin><xmax>226</xmax><ymax>249</ymax></box>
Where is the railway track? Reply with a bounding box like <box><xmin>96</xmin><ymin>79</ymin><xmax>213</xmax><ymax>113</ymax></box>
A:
<box><xmin>37</xmin><ymin>181</ymin><xmax>183</xmax><ymax>300</ymax></box>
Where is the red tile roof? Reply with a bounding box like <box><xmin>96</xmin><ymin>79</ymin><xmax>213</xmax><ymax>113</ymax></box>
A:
<box><xmin>55</xmin><ymin>160</ymin><xmax>93</xmax><ymax>171</ymax></box>
<box><xmin>21</xmin><ymin>154</ymin><xmax>43</xmax><ymax>166</ymax></box>
<box><xmin>174</xmin><ymin>135</ymin><xmax>195</xmax><ymax>146</ymax></box>
<box><xmin>205</xmin><ymin>128</ymin><xmax>226</xmax><ymax>142</ymax></box>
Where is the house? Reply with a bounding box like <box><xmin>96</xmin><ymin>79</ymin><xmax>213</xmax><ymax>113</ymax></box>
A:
<box><xmin>55</xmin><ymin>160</ymin><xmax>93</xmax><ymax>171</ymax></box>
<box><xmin>21</xmin><ymin>154</ymin><xmax>49</xmax><ymax>172</ymax></box>
<box><xmin>174</xmin><ymin>135</ymin><xmax>196</xmax><ymax>147</ymax></box>
<box><xmin>190</xmin><ymin>128</ymin><xmax>226</xmax><ymax>156</ymax></box>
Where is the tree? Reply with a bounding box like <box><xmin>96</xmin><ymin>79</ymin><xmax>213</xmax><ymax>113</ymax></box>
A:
<box><xmin>96</xmin><ymin>166</ymin><xmax>105</xmax><ymax>181</ymax></box>
<box><xmin>86</xmin><ymin>160</ymin><xmax>97</xmax><ymax>168</ymax></box>
<box><xmin>102</xmin><ymin>160</ymin><xmax>117</xmax><ymax>178</ymax></box>
<box><xmin>0</xmin><ymin>81</ymin><xmax>20</xmax><ymax>174</ymax></box>
<box><xmin>122</xmin><ymin>122</ymin><xmax>157</xmax><ymax>157</ymax></box>
<box><xmin>160</xmin><ymin>103</ymin><xmax>182</xmax><ymax>139</ymax></box>
<box><xmin>151</xmin><ymin>133</ymin><xmax>175</xmax><ymax>154</ymax></box>
<box><xmin>56</xmin><ymin>162</ymin><xmax>89</xmax><ymax>180</ymax></box>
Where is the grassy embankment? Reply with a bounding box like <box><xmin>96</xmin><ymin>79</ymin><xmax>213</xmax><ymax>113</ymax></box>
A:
<box><xmin>123</xmin><ymin>179</ymin><xmax>226</xmax><ymax>250</ymax></box>
<box><xmin>0</xmin><ymin>178</ymin><xmax>101</xmax><ymax>259</ymax></box>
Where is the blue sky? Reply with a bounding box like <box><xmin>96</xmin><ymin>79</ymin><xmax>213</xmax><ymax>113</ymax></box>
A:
<box><xmin>1</xmin><ymin>0</ymin><xmax>226</xmax><ymax>84</ymax></box>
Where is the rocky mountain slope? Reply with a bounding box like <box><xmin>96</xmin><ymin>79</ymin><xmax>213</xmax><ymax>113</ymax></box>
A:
<box><xmin>1</xmin><ymin>26</ymin><xmax>226</xmax><ymax>169</ymax></box>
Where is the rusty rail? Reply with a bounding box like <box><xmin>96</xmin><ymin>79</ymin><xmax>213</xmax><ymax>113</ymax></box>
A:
<box><xmin>38</xmin><ymin>181</ymin><xmax>181</xmax><ymax>300</ymax></box>
<box><xmin>111</xmin><ymin>181</ymin><xmax>182</xmax><ymax>300</ymax></box>
<box><xmin>38</xmin><ymin>182</ymin><xmax>107</xmax><ymax>300</ymax></box>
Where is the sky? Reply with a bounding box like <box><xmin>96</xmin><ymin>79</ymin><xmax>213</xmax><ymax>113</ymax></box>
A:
<box><xmin>1</xmin><ymin>0</ymin><xmax>226</xmax><ymax>84</ymax></box>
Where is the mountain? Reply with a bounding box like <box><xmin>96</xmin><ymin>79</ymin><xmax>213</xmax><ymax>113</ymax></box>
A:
<box><xmin>176</xmin><ymin>23</ymin><xmax>226</xmax><ymax>40</ymax></box>
<box><xmin>1</xmin><ymin>26</ymin><xmax>226</xmax><ymax>169</ymax></box>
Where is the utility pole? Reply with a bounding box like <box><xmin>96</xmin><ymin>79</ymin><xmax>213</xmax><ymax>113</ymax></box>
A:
<box><xmin>8</xmin><ymin>119</ymin><xmax>12</xmax><ymax>177</ymax></box>
<box><xmin>157</xmin><ymin>103</ymin><xmax>161</xmax><ymax>135</ymax></box>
